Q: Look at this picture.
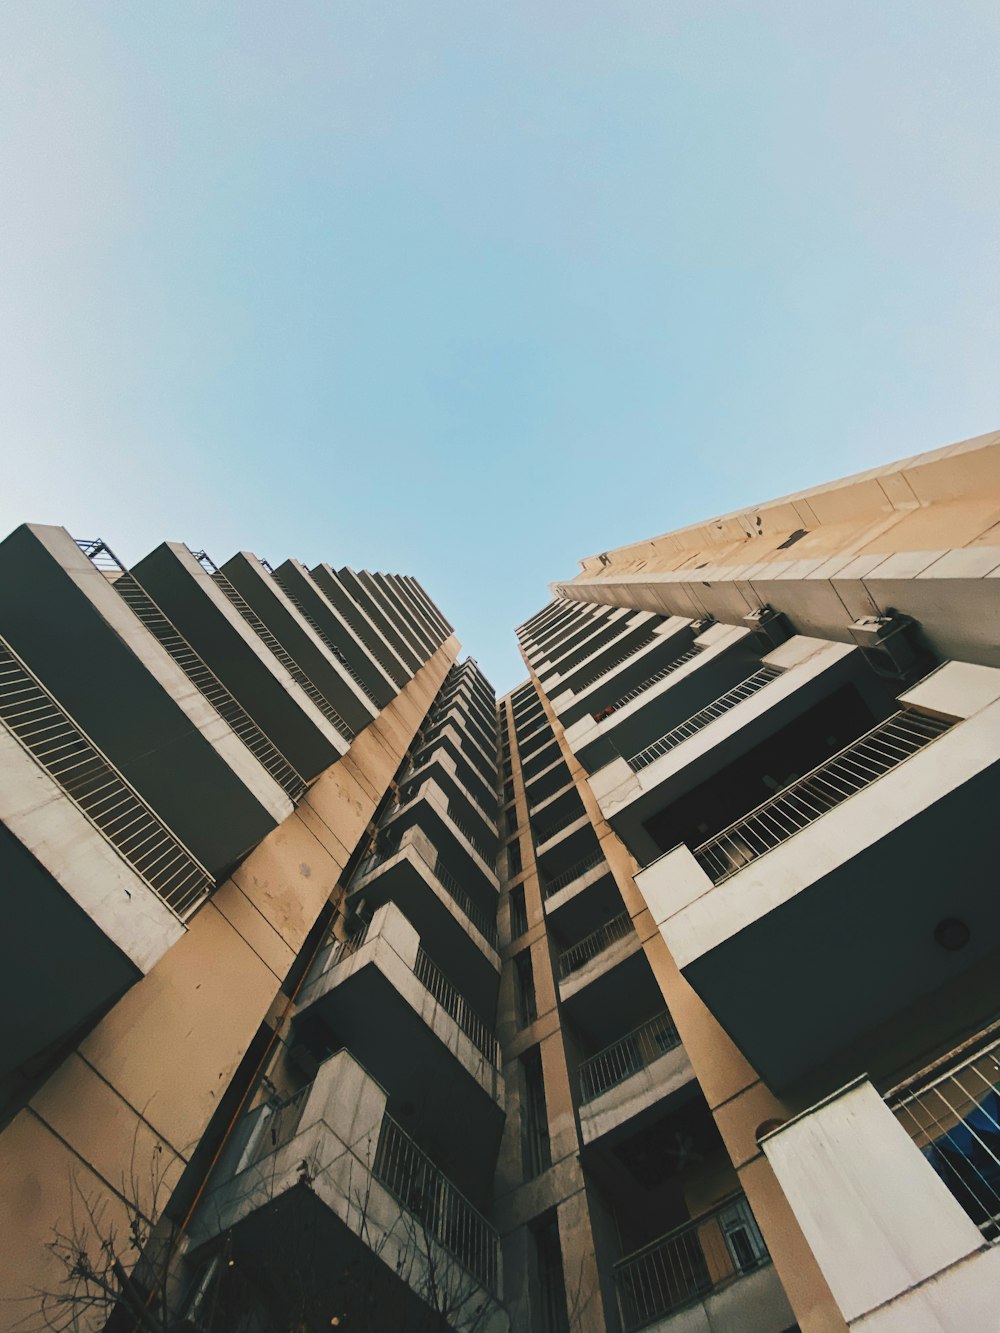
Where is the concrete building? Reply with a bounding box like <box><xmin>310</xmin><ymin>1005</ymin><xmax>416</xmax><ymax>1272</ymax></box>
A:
<box><xmin>1</xmin><ymin>427</ymin><xmax>1000</xmax><ymax>1333</ymax></box>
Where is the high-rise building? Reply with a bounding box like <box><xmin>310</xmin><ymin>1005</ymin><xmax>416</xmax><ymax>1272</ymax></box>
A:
<box><xmin>1</xmin><ymin>427</ymin><xmax>999</xmax><ymax>1333</ymax></box>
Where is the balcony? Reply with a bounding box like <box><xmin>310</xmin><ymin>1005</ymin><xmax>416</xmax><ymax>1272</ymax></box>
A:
<box><xmin>294</xmin><ymin>902</ymin><xmax>504</xmax><ymax>1199</ymax></box>
<box><xmin>347</xmin><ymin>824</ymin><xmax>499</xmax><ymax>1014</ymax></box>
<box><xmin>556</xmin><ymin>911</ymin><xmax>640</xmax><ymax>1005</ymax></box>
<box><xmin>0</xmin><ymin>525</ymin><xmax>286</xmax><ymax>877</ymax></box>
<box><xmin>589</xmin><ymin>636</ymin><xmax>879</xmax><ymax>865</ymax></box>
<box><xmin>403</xmin><ymin>738</ymin><xmax>499</xmax><ymax>826</ymax></box>
<box><xmin>537</xmin><ymin>609</ymin><xmax>642</xmax><ymax>684</ymax></box>
<box><xmin>190</xmin><ymin>1051</ymin><xmax>507</xmax><ymax>1332</ymax></box>
<box><xmin>578</xmin><ymin>1011</ymin><xmax>694</xmax><ymax>1146</ymax></box>
<box><xmin>272</xmin><ymin>558</ymin><xmax>397</xmax><ymax>707</ymax></box>
<box><xmin>219</xmin><ymin>552</ymin><xmax>376</xmax><ymax>738</ymax></box>
<box><xmin>540</xmin><ymin>849</ymin><xmax>612</xmax><ymax>909</ymax></box>
<box><xmin>614</xmin><ymin>1194</ymin><xmax>787</xmax><ymax>1333</ymax></box>
<box><xmin>762</xmin><ymin>1073</ymin><xmax>1000</xmax><ymax>1330</ymax></box>
<box><xmin>888</xmin><ymin>1025</ymin><xmax>1000</xmax><ymax>1237</ymax></box>
<box><xmin>339</xmin><ymin>568</ymin><xmax>423</xmax><ymax>673</ymax></box>
<box><xmin>410</xmin><ymin>728</ymin><xmax>498</xmax><ymax>817</ymax></box>
<box><xmin>552</xmin><ymin>617</ymin><xmax>696</xmax><ymax>724</ymax></box>
<box><xmin>132</xmin><ymin>542</ymin><xmax>347</xmax><ymax>782</ymax></box>
<box><xmin>310</xmin><ymin>562</ymin><xmax>410</xmax><ymax>686</ymax></box>
<box><xmin>380</xmin><ymin>777</ymin><xmax>499</xmax><ymax>900</ymax></box>
<box><xmin>0</xmin><ymin>686</ymin><xmax>191</xmax><ymax>1077</ymax></box>
<box><xmin>636</xmin><ymin>662</ymin><xmax>1000</xmax><ymax>1090</ymax></box>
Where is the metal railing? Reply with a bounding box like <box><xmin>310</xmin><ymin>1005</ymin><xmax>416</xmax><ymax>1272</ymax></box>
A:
<box><xmin>601</xmin><ymin>647</ymin><xmax>703</xmax><ymax>717</ymax></box>
<box><xmin>247</xmin><ymin>1085</ymin><xmax>311</xmax><ymax>1165</ymax></box>
<box><xmin>693</xmin><ymin>709</ymin><xmax>953</xmax><ymax>885</ymax></box>
<box><xmin>310</xmin><ymin>917</ymin><xmax>373</xmax><ymax>979</ymax></box>
<box><xmin>434</xmin><ymin>858</ymin><xmax>498</xmax><ymax>948</ymax></box>
<box><xmin>414</xmin><ymin>949</ymin><xmax>499</xmax><ymax>1065</ymax></box>
<box><xmin>542</xmin><ymin>850</ymin><xmax>607</xmax><ymax>899</ymax></box>
<box><xmin>446</xmin><ymin>805</ymin><xmax>497</xmax><ymax>867</ymax></box>
<box><xmin>373</xmin><ymin>1114</ymin><xmax>500</xmax><ymax>1294</ymax></box>
<box><xmin>557</xmin><ymin>912</ymin><xmax>633</xmax><ymax>980</ymax></box>
<box><xmin>0</xmin><ymin>634</ymin><xmax>213</xmax><ymax>918</ymax></box>
<box><xmin>575</xmin><ymin>639</ymin><xmax>652</xmax><ymax>692</ymax></box>
<box><xmin>191</xmin><ymin>550</ymin><xmax>356</xmax><ymax>742</ymax></box>
<box><xmin>579</xmin><ymin>1011</ymin><xmax>682</xmax><ymax>1103</ymax></box>
<box><xmin>533</xmin><ymin>804</ymin><xmax>584</xmax><ymax>845</ymax></box>
<box><xmin>271</xmin><ymin>569</ymin><xmax>382</xmax><ymax>706</ymax></box>
<box><xmin>614</xmin><ymin>1194</ymin><xmax>769</xmax><ymax>1331</ymax></box>
<box><xmin>406</xmin><ymin>746</ymin><xmax>497</xmax><ymax>823</ymax></box>
<box><xmin>75</xmin><ymin>538</ymin><xmax>306</xmax><ymax>800</ymax></box>
<box><xmin>888</xmin><ymin>1025</ymin><xmax>1000</xmax><ymax>1236</ymax></box>
<box><xmin>628</xmin><ymin>666</ymin><xmax>782</xmax><ymax>771</ymax></box>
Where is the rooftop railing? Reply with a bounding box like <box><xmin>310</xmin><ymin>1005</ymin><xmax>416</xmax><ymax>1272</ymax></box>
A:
<box><xmin>627</xmin><ymin>665</ymin><xmax>782</xmax><ymax>771</ymax></box>
<box><xmin>614</xmin><ymin>1193</ymin><xmax>769</xmax><ymax>1331</ymax></box>
<box><xmin>541</xmin><ymin>850</ymin><xmax>607</xmax><ymax>899</ymax></box>
<box><xmin>598</xmin><ymin>646</ymin><xmax>703</xmax><ymax>718</ymax></box>
<box><xmin>693</xmin><ymin>709</ymin><xmax>952</xmax><ymax>885</ymax></box>
<box><xmin>0</xmin><ymin>634</ymin><xmax>213</xmax><ymax>919</ymax></box>
<box><xmin>414</xmin><ymin>948</ymin><xmax>500</xmax><ymax>1065</ymax></box>
<box><xmin>579</xmin><ymin>1011</ymin><xmax>682</xmax><ymax>1104</ymax></box>
<box><xmin>374</xmin><ymin>1113</ymin><xmax>500</xmax><ymax>1294</ymax></box>
<box><xmin>75</xmin><ymin>538</ymin><xmax>306</xmax><ymax>800</ymax></box>
<box><xmin>191</xmin><ymin>550</ymin><xmax>356</xmax><ymax>742</ymax></box>
<box><xmin>557</xmin><ymin>911</ymin><xmax>633</xmax><ymax>980</ymax></box>
<box><xmin>887</xmin><ymin>1022</ymin><xmax>1000</xmax><ymax>1237</ymax></box>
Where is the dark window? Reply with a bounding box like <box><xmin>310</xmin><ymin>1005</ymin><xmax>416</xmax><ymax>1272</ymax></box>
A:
<box><xmin>507</xmin><ymin>837</ymin><xmax>522</xmax><ymax>878</ymax></box>
<box><xmin>513</xmin><ymin>949</ymin><xmax>537</xmax><ymax>1028</ymax></box>
<box><xmin>521</xmin><ymin>1047</ymin><xmax>551</xmax><ymax>1179</ymax></box>
<box><xmin>509</xmin><ymin>885</ymin><xmax>528</xmax><ymax>939</ymax></box>
<box><xmin>533</xmin><ymin>1212</ymin><xmax>570</xmax><ymax>1333</ymax></box>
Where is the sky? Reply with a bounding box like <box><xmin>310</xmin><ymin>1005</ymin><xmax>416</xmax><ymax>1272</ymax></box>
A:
<box><xmin>1</xmin><ymin>3</ymin><xmax>998</xmax><ymax>692</ymax></box>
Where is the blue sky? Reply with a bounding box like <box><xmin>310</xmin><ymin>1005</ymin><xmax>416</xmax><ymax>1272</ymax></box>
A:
<box><xmin>1</xmin><ymin>2</ymin><xmax>997</xmax><ymax>692</ymax></box>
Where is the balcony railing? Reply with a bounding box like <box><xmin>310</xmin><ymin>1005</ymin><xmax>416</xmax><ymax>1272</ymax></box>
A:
<box><xmin>532</xmin><ymin>804</ymin><xmax>585</xmax><ymax>846</ymax></box>
<box><xmin>434</xmin><ymin>858</ymin><xmax>498</xmax><ymax>948</ymax></box>
<box><xmin>247</xmin><ymin>1084</ymin><xmax>312</xmax><ymax>1165</ymax></box>
<box><xmin>271</xmin><ymin>569</ymin><xmax>382</xmax><ymax>706</ymax></box>
<box><xmin>887</xmin><ymin>1023</ymin><xmax>1000</xmax><ymax>1237</ymax></box>
<box><xmin>0</xmin><ymin>633</ymin><xmax>213</xmax><ymax>919</ymax></box>
<box><xmin>693</xmin><ymin>709</ymin><xmax>953</xmax><ymax>885</ymax></box>
<box><xmin>75</xmin><ymin>538</ymin><xmax>306</xmax><ymax>800</ymax></box>
<box><xmin>579</xmin><ymin>1011</ymin><xmax>682</xmax><ymax>1104</ymax></box>
<box><xmin>446</xmin><ymin>805</ymin><xmax>496</xmax><ymax>867</ymax></box>
<box><xmin>414</xmin><ymin>948</ymin><xmax>500</xmax><ymax>1065</ymax></box>
<box><xmin>557</xmin><ymin>912</ymin><xmax>633</xmax><ymax>980</ymax></box>
<box><xmin>575</xmin><ymin>640</ymin><xmax>649</xmax><ymax>692</ymax></box>
<box><xmin>541</xmin><ymin>850</ymin><xmax>607</xmax><ymax>899</ymax></box>
<box><xmin>373</xmin><ymin>1113</ymin><xmax>500</xmax><ymax>1294</ymax></box>
<box><xmin>627</xmin><ymin>666</ymin><xmax>782</xmax><ymax>771</ymax></box>
<box><xmin>191</xmin><ymin>550</ymin><xmax>356</xmax><ymax>742</ymax></box>
<box><xmin>599</xmin><ymin>647</ymin><xmax>703</xmax><ymax>718</ymax></box>
<box><xmin>614</xmin><ymin>1193</ymin><xmax>770</xmax><ymax>1331</ymax></box>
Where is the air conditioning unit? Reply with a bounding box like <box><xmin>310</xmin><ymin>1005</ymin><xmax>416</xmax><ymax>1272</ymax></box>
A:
<box><xmin>689</xmin><ymin>615</ymin><xmax>716</xmax><ymax>636</ymax></box>
<box><xmin>848</xmin><ymin>612</ymin><xmax>920</xmax><ymax>679</ymax></box>
<box><xmin>742</xmin><ymin>605</ymin><xmax>791</xmax><ymax>649</ymax></box>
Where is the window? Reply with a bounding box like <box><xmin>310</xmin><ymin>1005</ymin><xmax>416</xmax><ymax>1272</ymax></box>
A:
<box><xmin>513</xmin><ymin>949</ymin><xmax>537</xmax><ymax>1028</ymax></box>
<box><xmin>719</xmin><ymin>1198</ymin><xmax>768</xmax><ymax>1273</ymax></box>
<box><xmin>533</xmin><ymin>1212</ymin><xmax>570</xmax><ymax>1333</ymax></box>
<box><xmin>509</xmin><ymin>885</ymin><xmax>528</xmax><ymax>939</ymax></box>
<box><xmin>507</xmin><ymin>837</ymin><xmax>522</xmax><ymax>879</ymax></box>
<box><xmin>521</xmin><ymin>1047</ymin><xmax>551</xmax><ymax>1179</ymax></box>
